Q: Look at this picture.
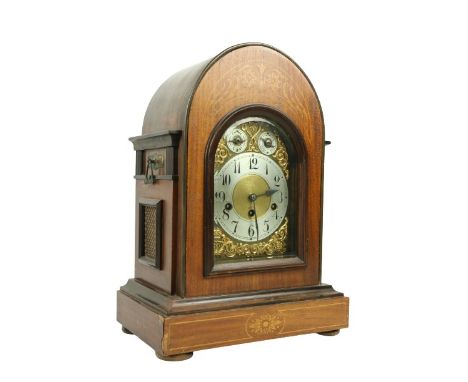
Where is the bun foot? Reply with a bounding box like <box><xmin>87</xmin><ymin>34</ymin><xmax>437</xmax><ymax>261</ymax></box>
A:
<box><xmin>121</xmin><ymin>326</ymin><xmax>134</xmax><ymax>335</ymax></box>
<box><xmin>318</xmin><ymin>329</ymin><xmax>340</xmax><ymax>336</ymax></box>
<box><xmin>156</xmin><ymin>351</ymin><xmax>193</xmax><ymax>361</ymax></box>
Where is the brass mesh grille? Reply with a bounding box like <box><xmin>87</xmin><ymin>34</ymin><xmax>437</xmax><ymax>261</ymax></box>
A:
<box><xmin>144</xmin><ymin>205</ymin><xmax>157</xmax><ymax>259</ymax></box>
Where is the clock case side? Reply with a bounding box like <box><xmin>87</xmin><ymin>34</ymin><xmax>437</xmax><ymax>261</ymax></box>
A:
<box><xmin>129</xmin><ymin>56</ymin><xmax>214</xmax><ymax>295</ymax></box>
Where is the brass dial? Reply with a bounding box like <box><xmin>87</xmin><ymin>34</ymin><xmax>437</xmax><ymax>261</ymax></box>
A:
<box><xmin>232</xmin><ymin>175</ymin><xmax>270</xmax><ymax>220</ymax></box>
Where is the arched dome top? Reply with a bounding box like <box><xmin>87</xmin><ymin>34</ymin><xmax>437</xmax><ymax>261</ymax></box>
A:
<box><xmin>141</xmin><ymin>43</ymin><xmax>322</xmax><ymax>136</ymax></box>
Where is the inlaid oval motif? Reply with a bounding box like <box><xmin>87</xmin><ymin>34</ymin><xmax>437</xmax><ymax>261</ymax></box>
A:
<box><xmin>246</xmin><ymin>312</ymin><xmax>285</xmax><ymax>337</ymax></box>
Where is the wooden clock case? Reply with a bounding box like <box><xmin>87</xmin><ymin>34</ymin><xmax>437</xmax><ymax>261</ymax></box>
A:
<box><xmin>117</xmin><ymin>43</ymin><xmax>349</xmax><ymax>361</ymax></box>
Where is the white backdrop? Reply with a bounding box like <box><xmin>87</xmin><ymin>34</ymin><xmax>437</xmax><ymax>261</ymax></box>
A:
<box><xmin>1</xmin><ymin>1</ymin><xmax>467</xmax><ymax>380</ymax></box>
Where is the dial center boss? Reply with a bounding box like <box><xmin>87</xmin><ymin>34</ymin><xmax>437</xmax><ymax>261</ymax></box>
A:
<box><xmin>232</xmin><ymin>174</ymin><xmax>270</xmax><ymax>219</ymax></box>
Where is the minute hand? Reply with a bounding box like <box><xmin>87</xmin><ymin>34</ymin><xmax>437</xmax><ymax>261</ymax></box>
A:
<box><xmin>252</xmin><ymin>199</ymin><xmax>259</xmax><ymax>242</ymax></box>
<box><xmin>256</xmin><ymin>189</ymin><xmax>279</xmax><ymax>198</ymax></box>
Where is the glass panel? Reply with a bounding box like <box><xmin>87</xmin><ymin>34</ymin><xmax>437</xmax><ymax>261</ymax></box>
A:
<box><xmin>213</xmin><ymin>117</ymin><xmax>295</xmax><ymax>265</ymax></box>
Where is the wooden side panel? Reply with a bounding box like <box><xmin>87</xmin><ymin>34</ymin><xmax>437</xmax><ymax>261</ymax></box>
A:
<box><xmin>141</xmin><ymin>59</ymin><xmax>210</xmax><ymax>296</ymax></box>
<box><xmin>116</xmin><ymin>291</ymin><xmax>164</xmax><ymax>354</ymax></box>
<box><xmin>142</xmin><ymin>60</ymin><xmax>210</xmax><ymax>135</ymax></box>
<box><xmin>135</xmin><ymin>180</ymin><xmax>177</xmax><ymax>293</ymax></box>
<box><xmin>163</xmin><ymin>297</ymin><xmax>349</xmax><ymax>355</ymax></box>
<box><xmin>186</xmin><ymin>45</ymin><xmax>324</xmax><ymax>296</ymax></box>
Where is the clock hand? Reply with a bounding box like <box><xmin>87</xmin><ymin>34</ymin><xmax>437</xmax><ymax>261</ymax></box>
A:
<box><xmin>256</xmin><ymin>189</ymin><xmax>279</xmax><ymax>198</ymax></box>
<box><xmin>228</xmin><ymin>137</ymin><xmax>245</xmax><ymax>145</ymax></box>
<box><xmin>252</xmin><ymin>199</ymin><xmax>259</xmax><ymax>242</ymax></box>
<box><xmin>260</xmin><ymin>137</ymin><xmax>274</xmax><ymax>148</ymax></box>
<box><xmin>248</xmin><ymin>193</ymin><xmax>260</xmax><ymax>242</ymax></box>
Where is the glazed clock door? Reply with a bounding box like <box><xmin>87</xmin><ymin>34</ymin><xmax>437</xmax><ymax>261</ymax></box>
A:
<box><xmin>205</xmin><ymin>111</ymin><xmax>307</xmax><ymax>275</ymax></box>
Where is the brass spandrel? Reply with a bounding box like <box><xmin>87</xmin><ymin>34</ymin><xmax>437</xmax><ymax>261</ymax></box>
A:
<box><xmin>214</xmin><ymin>218</ymin><xmax>288</xmax><ymax>260</ymax></box>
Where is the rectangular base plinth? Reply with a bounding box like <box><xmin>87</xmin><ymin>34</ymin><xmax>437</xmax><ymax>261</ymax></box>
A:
<box><xmin>117</xmin><ymin>285</ymin><xmax>349</xmax><ymax>357</ymax></box>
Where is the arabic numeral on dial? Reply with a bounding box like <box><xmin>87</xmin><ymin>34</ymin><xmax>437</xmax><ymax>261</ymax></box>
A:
<box><xmin>249</xmin><ymin>157</ymin><xmax>258</xmax><ymax>170</ymax></box>
<box><xmin>215</xmin><ymin>191</ymin><xmax>226</xmax><ymax>201</ymax></box>
<box><xmin>248</xmin><ymin>225</ymin><xmax>256</xmax><ymax>238</ymax></box>
<box><xmin>222</xmin><ymin>174</ymin><xmax>231</xmax><ymax>185</ymax></box>
<box><xmin>264</xmin><ymin>220</ymin><xmax>270</xmax><ymax>232</ymax></box>
<box><xmin>231</xmin><ymin>220</ymin><xmax>239</xmax><ymax>233</ymax></box>
<box><xmin>223</xmin><ymin>208</ymin><xmax>230</xmax><ymax>220</ymax></box>
<box><xmin>278</xmin><ymin>191</ymin><xmax>283</xmax><ymax>203</ymax></box>
<box><xmin>274</xmin><ymin>175</ymin><xmax>281</xmax><ymax>187</ymax></box>
<box><xmin>234</xmin><ymin>160</ymin><xmax>241</xmax><ymax>174</ymax></box>
<box><xmin>265</xmin><ymin>164</ymin><xmax>268</xmax><ymax>175</ymax></box>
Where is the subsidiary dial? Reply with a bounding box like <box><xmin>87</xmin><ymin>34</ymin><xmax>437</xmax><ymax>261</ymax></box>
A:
<box><xmin>226</xmin><ymin>129</ymin><xmax>248</xmax><ymax>153</ymax></box>
<box><xmin>258</xmin><ymin>131</ymin><xmax>277</xmax><ymax>155</ymax></box>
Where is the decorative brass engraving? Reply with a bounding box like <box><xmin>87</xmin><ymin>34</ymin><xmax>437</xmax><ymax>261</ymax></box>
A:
<box><xmin>246</xmin><ymin>312</ymin><xmax>285</xmax><ymax>337</ymax></box>
<box><xmin>214</xmin><ymin>218</ymin><xmax>288</xmax><ymax>259</ymax></box>
<box><xmin>243</xmin><ymin>121</ymin><xmax>262</xmax><ymax>153</ymax></box>
<box><xmin>272</xmin><ymin>138</ymin><xmax>289</xmax><ymax>179</ymax></box>
<box><xmin>214</xmin><ymin>137</ymin><xmax>231</xmax><ymax>169</ymax></box>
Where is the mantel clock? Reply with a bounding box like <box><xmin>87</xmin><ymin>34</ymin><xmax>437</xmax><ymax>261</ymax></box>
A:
<box><xmin>117</xmin><ymin>43</ymin><xmax>349</xmax><ymax>361</ymax></box>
